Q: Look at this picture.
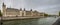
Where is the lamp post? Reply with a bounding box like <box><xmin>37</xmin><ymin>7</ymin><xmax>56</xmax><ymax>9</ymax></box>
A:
<box><xmin>1</xmin><ymin>16</ymin><xmax>3</xmax><ymax>25</ymax></box>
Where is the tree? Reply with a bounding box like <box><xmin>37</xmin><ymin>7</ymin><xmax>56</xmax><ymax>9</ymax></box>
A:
<box><xmin>0</xmin><ymin>10</ymin><xmax>2</xmax><ymax>16</ymax></box>
<box><xmin>44</xmin><ymin>13</ymin><xmax>48</xmax><ymax>17</ymax></box>
<box><xmin>59</xmin><ymin>12</ymin><xmax>60</xmax><ymax>16</ymax></box>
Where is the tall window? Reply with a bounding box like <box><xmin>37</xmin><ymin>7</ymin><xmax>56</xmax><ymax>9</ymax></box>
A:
<box><xmin>26</xmin><ymin>11</ymin><xmax>31</xmax><ymax>15</ymax></box>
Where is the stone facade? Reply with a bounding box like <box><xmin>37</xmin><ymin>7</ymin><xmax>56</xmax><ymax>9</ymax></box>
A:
<box><xmin>1</xmin><ymin>3</ymin><xmax>44</xmax><ymax>17</ymax></box>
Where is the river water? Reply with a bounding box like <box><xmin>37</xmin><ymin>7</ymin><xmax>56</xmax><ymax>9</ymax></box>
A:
<box><xmin>1</xmin><ymin>17</ymin><xmax>59</xmax><ymax>25</ymax></box>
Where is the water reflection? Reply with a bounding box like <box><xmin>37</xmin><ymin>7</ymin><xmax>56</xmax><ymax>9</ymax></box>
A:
<box><xmin>1</xmin><ymin>17</ymin><xmax>59</xmax><ymax>25</ymax></box>
<box><xmin>38</xmin><ymin>17</ymin><xmax>58</xmax><ymax>25</ymax></box>
<box><xmin>3</xmin><ymin>18</ymin><xmax>38</xmax><ymax>25</ymax></box>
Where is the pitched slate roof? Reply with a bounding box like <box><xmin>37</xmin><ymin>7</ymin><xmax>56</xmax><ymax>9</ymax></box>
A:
<box><xmin>7</xmin><ymin>8</ymin><xmax>19</xmax><ymax>11</ymax></box>
<box><xmin>6</xmin><ymin>8</ymin><xmax>20</xmax><ymax>12</ymax></box>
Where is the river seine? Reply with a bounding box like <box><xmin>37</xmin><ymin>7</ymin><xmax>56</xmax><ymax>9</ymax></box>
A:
<box><xmin>0</xmin><ymin>17</ymin><xmax>59</xmax><ymax>25</ymax></box>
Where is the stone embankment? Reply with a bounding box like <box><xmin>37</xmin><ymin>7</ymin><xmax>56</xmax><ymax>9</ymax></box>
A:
<box><xmin>0</xmin><ymin>16</ymin><xmax>43</xmax><ymax>20</ymax></box>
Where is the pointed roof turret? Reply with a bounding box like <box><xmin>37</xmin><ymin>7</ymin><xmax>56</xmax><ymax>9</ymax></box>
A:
<box><xmin>3</xmin><ymin>2</ymin><xmax>4</xmax><ymax>5</ymax></box>
<box><xmin>2</xmin><ymin>2</ymin><xmax>6</xmax><ymax>7</ymax></box>
<box><xmin>30</xmin><ymin>9</ymin><xmax>32</xmax><ymax>11</ymax></box>
<box><xmin>20</xmin><ymin>8</ymin><xmax>22</xmax><ymax>11</ymax></box>
<box><xmin>24</xmin><ymin>8</ymin><xmax>25</xmax><ymax>11</ymax></box>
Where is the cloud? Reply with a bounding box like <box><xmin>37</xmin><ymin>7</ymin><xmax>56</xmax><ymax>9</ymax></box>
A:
<box><xmin>24</xmin><ymin>0</ymin><xmax>60</xmax><ymax>15</ymax></box>
<box><xmin>0</xmin><ymin>0</ymin><xmax>3</xmax><ymax>10</ymax></box>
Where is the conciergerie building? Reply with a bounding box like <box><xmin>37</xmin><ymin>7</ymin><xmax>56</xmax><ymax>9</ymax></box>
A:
<box><xmin>1</xmin><ymin>2</ymin><xmax>44</xmax><ymax>17</ymax></box>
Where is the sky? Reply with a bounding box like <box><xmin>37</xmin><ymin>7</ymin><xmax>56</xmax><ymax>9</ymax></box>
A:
<box><xmin>0</xmin><ymin>0</ymin><xmax>60</xmax><ymax>15</ymax></box>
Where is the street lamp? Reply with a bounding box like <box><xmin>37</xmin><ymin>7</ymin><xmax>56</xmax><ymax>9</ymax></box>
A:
<box><xmin>1</xmin><ymin>16</ymin><xmax>3</xmax><ymax>25</ymax></box>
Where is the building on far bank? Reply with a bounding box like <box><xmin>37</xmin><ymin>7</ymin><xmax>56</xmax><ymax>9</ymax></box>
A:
<box><xmin>1</xmin><ymin>2</ymin><xmax>44</xmax><ymax>17</ymax></box>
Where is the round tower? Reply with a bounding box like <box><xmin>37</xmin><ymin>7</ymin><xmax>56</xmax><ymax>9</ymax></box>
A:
<box><xmin>2</xmin><ymin>2</ymin><xmax>6</xmax><ymax>17</ymax></box>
